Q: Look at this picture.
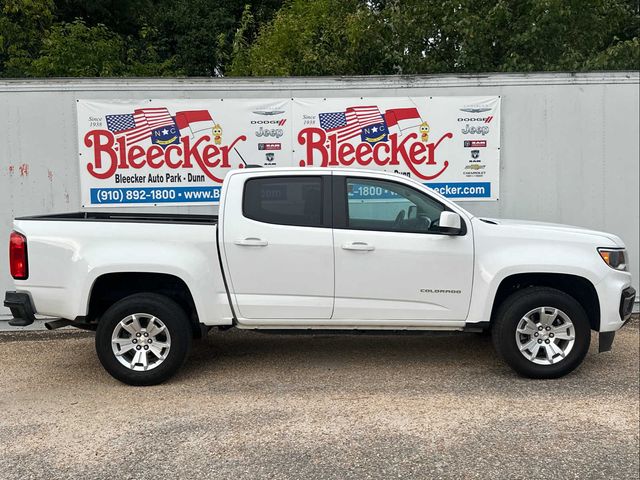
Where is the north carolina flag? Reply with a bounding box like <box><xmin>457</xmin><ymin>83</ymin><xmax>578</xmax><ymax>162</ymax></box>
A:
<box><xmin>175</xmin><ymin>110</ymin><xmax>216</xmax><ymax>137</ymax></box>
<box><xmin>384</xmin><ymin>108</ymin><xmax>422</xmax><ymax>134</ymax></box>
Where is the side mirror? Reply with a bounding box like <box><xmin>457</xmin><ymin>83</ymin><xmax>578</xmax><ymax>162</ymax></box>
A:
<box><xmin>438</xmin><ymin>211</ymin><xmax>461</xmax><ymax>235</ymax></box>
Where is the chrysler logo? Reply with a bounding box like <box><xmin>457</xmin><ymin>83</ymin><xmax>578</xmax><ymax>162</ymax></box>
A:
<box><xmin>253</xmin><ymin>110</ymin><xmax>285</xmax><ymax>116</ymax></box>
<box><xmin>459</xmin><ymin>107</ymin><xmax>492</xmax><ymax>113</ymax></box>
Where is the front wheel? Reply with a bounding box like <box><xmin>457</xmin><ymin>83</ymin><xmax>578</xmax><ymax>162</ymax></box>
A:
<box><xmin>95</xmin><ymin>293</ymin><xmax>192</xmax><ymax>386</ymax></box>
<box><xmin>492</xmin><ymin>287</ymin><xmax>591</xmax><ymax>379</ymax></box>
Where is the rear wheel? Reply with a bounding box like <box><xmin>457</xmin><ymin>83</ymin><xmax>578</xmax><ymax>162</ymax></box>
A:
<box><xmin>492</xmin><ymin>287</ymin><xmax>591</xmax><ymax>378</ymax></box>
<box><xmin>95</xmin><ymin>293</ymin><xmax>191</xmax><ymax>386</ymax></box>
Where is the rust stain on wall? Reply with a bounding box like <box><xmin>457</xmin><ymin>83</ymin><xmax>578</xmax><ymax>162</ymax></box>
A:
<box><xmin>8</xmin><ymin>164</ymin><xmax>14</xmax><ymax>175</ymax></box>
<box><xmin>48</xmin><ymin>170</ymin><xmax>54</xmax><ymax>181</ymax></box>
<box><xmin>19</xmin><ymin>164</ymin><xmax>29</xmax><ymax>176</ymax></box>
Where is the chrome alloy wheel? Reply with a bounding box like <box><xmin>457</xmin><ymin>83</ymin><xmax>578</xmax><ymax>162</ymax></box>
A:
<box><xmin>111</xmin><ymin>313</ymin><xmax>171</xmax><ymax>371</ymax></box>
<box><xmin>515</xmin><ymin>307</ymin><xmax>576</xmax><ymax>365</ymax></box>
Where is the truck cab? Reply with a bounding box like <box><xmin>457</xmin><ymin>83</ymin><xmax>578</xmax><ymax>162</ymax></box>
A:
<box><xmin>220</xmin><ymin>169</ymin><xmax>473</xmax><ymax>325</ymax></box>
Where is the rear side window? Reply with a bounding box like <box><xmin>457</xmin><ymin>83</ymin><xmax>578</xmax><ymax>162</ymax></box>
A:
<box><xmin>243</xmin><ymin>176</ymin><xmax>323</xmax><ymax>227</ymax></box>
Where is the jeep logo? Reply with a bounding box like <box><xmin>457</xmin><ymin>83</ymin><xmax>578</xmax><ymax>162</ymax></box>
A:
<box><xmin>461</xmin><ymin>124</ymin><xmax>490</xmax><ymax>136</ymax></box>
<box><xmin>256</xmin><ymin>127</ymin><xmax>284</xmax><ymax>138</ymax></box>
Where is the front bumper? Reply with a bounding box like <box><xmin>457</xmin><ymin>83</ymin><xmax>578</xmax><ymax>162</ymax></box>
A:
<box><xmin>599</xmin><ymin>286</ymin><xmax>636</xmax><ymax>353</ymax></box>
<box><xmin>619</xmin><ymin>286</ymin><xmax>636</xmax><ymax>322</ymax></box>
<box><xmin>3</xmin><ymin>291</ymin><xmax>36</xmax><ymax>327</ymax></box>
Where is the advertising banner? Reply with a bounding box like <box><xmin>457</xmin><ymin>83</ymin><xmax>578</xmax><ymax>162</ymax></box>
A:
<box><xmin>77</xmin><ymin>96</ymin><xmax>500</xmax><ymax>206</ymax></box>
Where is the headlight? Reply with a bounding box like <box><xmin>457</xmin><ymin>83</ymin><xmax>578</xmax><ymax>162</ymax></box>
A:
<box><xmin>597</xmin><ymin>248</ymin><xmax>628</xmax><ymax>271</ymax></box>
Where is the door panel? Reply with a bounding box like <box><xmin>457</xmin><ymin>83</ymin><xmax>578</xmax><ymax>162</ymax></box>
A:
<box><xmin>333</xmin><ymin>176</ymin><xmax>474</xmax><ymax>322</ymax></box>
<box><xmin>333</xmin><ymin>229</ymin><xmax>473</xmax><ymax>320</ymax></box>
<box><xmin>222</xmin><ymin>174</ymin><xmax>334</xmax><ymax>320</ymax></box>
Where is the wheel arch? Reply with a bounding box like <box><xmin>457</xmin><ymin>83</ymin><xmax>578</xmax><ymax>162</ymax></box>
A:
<box><xmin>86</xmin><ymin>272</ymin><xmax>203</xmax><ymax>338</ymax></box>
<box><xmin>490</xmin><ymin>273</ymin><xmax>601</xmax><ymax>331</ymax></box>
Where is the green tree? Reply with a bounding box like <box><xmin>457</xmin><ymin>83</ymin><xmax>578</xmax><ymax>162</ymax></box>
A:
<box><xmin>229</xmin><ymin>0</ymin><xmax>390</xmax><ymax>76</ymax></box>
<box><xmin>230</xmin><ymin>0</ymin><xmax>640</xmax><ymax>76</ymax></box>
<box><xmin>0</xmin><ymin>0</ymin><xmax>54</xmax><ymax>76</ymax></box>
<box><xmin>1</xmin><ymin>0</ymin><xmax>284</xmax><ymax>77</ymax></box>
<box><xmin>52</xmin><ymin>0</ymin><xmax>152</xmax><ymax>37</ymax></box>
<box><xmin>28</xmin><ymin>20</ymin><xmax>126</xmax><ymax>76</ymax></box>
<box><xmin>147</xmin><ymin>0</ymin><xmax>284</xmax><ymax>76</ymax></box>
<box><xmin>26</xmin><ymin>19</ymin><xmax>179</xmax><ymax>76</ymax></box>
<box><xmin>2</xmin><ymin>0</ymin><xmax>637</xmax><ymax>78</ymax></box>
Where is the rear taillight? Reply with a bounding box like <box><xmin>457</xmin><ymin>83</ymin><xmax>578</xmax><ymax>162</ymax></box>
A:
<box><xmin>9</xmin><ymin>231</ymin><xmax>28</xmax><ymax>280</ymax></box>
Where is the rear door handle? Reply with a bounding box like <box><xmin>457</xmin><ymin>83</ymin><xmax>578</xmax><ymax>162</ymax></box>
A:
<box><xmin>234</xmin><ymin>237</ymin><xmax>268</xmax><ymax>247</ymax></box>
<box><xmin>342</xmin><ymin>241</ymin><xmax>375</xmax><ymax>251</ymax></box>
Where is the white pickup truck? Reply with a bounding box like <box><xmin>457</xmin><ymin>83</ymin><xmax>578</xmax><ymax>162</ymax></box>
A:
<box><xmin>5</xmin><ymin>168</ymin><xmax>635</xmax><ymax>385</ymax></box>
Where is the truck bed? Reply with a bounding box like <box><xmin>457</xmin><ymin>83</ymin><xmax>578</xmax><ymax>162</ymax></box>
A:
<box><xmin>10</xmin><ymin>211</ymin><xmax>227</xmax><ymax>325</ymax></box>
<box><xmin>15</xmin><ymin>212</ymin><xmax>218</xmax><ymax>225</ymax></box>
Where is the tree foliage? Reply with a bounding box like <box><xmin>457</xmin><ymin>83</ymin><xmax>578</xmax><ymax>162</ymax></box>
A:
<box><xmin>0</xmin><ymin>0</ymin><xmax>638</xmax><ymax>77</ymax></box>
<box><xmin>233</xmin><ymin>0</ymin><xmax>640</xmax><ymax>75</ymax></box>
<box><xmin>0</xmin><ymin>0</ymin><xmax>54</xmax><ymax>76</ymax></box>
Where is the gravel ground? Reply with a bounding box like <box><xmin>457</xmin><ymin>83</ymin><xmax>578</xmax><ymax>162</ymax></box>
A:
<box><xmin>0</xmin><ymin>319</ymin><xmax>638</xmax><ymax>480</ymax></box>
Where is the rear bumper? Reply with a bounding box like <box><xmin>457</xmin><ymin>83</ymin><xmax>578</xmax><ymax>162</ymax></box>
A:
<box><xmin>3</xmin><ymin>291</ymin><xmax>36</xmax><ymax>327</ymax></box>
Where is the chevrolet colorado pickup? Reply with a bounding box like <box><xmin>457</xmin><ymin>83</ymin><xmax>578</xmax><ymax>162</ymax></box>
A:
<box><xmin>4</xmin><ymin>168</ymin><xmax>636</xmax><ymax>385</ymax></box>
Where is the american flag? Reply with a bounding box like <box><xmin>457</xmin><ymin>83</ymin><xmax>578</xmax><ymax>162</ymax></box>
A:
<box><xmin>105</xmin><ymin>107</ymin><xmax>174</xmax><ymax>146</ymax></box>
<box><xmin>319</xmin><ymin>106</ymin><xmax>384</xmax><ymax>142</ymax></box>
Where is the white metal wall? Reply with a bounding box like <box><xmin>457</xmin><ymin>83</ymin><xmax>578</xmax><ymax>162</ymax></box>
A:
<box><xmin>1</xmin><ymin>72</ymin><xmax>638</xmax><ymax>319</ymax></box>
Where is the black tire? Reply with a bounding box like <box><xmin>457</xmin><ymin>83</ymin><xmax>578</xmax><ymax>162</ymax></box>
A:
<box><xmin>95</xmin><ymin>293</ymin><xmax>192</xmax><ymax>386</ymax></box>
<box><xmin>491</xmin><ymin>287</ymin><xmax>591</xmax><ymax>379</ymax></box>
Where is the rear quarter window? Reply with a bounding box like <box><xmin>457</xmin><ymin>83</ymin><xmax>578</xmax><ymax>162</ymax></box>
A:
<box><xmin>242</xmin><ymin>176</ymin><xmax>323</xmax><ymax>227</ymax></box>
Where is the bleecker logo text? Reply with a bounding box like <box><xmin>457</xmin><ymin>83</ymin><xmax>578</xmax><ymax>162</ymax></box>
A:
<box><xmin>297</xmin><ymin>127</ymin><xmax>452</xmax><ymax>180</ymax></box>
<box><xmin>84</xmin><ymin>130</ymin><xmax>246</xmax><ymax>183</ymax></box>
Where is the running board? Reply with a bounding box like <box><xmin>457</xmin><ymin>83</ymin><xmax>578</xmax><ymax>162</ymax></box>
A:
<box><xmin>250</xmin><ymin>329</ymin><xmax>465</xmax><ymax>336</ymax></box>
<box><xmin>44</xmin><ymin>318</ymin><xmax>96</xmax><ymax>331</ymax></box>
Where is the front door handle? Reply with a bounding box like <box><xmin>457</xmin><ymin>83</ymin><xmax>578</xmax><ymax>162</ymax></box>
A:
<box><xmin>234</xmin><ymin>237</ymin><xmax>268</xmax><ymax>247</ymax></box>
<box><xmin>342</xmin><ymin>241</ymin><xmax>375</xmax><ymax>251</ymax></box>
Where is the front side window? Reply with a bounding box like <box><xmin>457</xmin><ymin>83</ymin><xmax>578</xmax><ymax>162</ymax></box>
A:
<box><xmin>243</xmin><ymin>176</ymin><xmax>323</xmax><ymax>227</ymax></box>
<box><xmin>346</xmin><ymin>178</ymin><xmax>445</xmax><ymax>233</ymax></box>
